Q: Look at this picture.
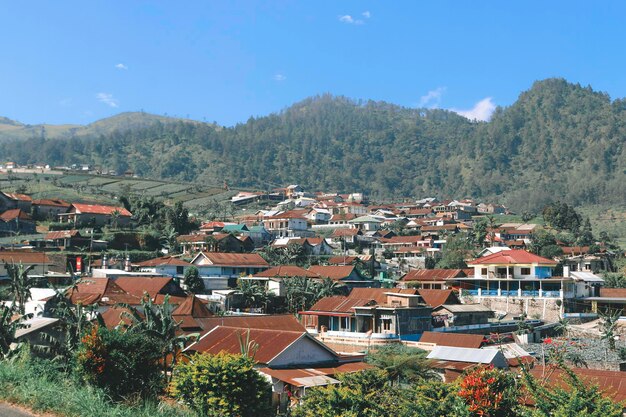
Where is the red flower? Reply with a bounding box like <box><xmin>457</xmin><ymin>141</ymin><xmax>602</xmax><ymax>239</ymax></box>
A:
<box><xmin>543</xmin><ymin>337</ymin><xmax>552</xmax><ymax>344</ymax></box>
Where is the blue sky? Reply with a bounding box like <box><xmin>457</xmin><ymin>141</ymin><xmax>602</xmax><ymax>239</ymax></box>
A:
<box><xmin>1</xmin><ymin>1</ymin><xmax>625</xmax><ymax>126</ymax></box>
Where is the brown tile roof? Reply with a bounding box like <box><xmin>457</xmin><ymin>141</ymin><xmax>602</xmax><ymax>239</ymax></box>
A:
<box><xmin>0</xmin><ymin>250</ymin><xmax>51</xmax><ymax>265</ymax></box>
<box><xmin>136</xmin><ymin>256</ymin><xmax>191</xmax><ymax>267</ymax></box>
<box><xmin>197</xmin><ymin>252</ymin><xmax>269</xmax><ymax>267</ymax></box>
<box><xmin>380</xmin><ymin>235</ymin><xmax>426</xmax><ymax>244</ymax></box>
<box><xmin>560</xmin><ymin>246</ymin><xmax>591</xmax><ymax>256</ymax></box>
<box><xmin>308</xmin><ymin>296</ymin><xmax>376</xmax><ymax>314</ymax></box>
<box><xmin>330</xmin><ymin>213</ymin><xmax>357</xmax><ymax>221</ymax></box>
<box><xmin>101</xmin><ymin>306</ymin><xmax>141</xmax><ymax>329</ymax></box>
<box><xmin>253</xmin><ymin>265</ymin><xmax>320</xmax><ymax>278</ymax></box>
<box><xmin>347</xmin><ymin>288</ymin><xmax>419</xmax><ymax>304</ymax></box>
<box><xmin>114</xmin><ymin>276</ymin><xmax>174</xmax><ymax>298</ymax></box>
<box><xmin>417</xmin><ymin>289</ymin><xmax>459</xmax><ymax>308</ymax></box>
<box><xmin>177</xmin><ymin>234</ymin><xmax>210</xmax><ymax>243</ymax></box>
<box><xmin>327</xmin><ymin>256</ymin><xmax>359</xmax><ymax>265</ymax></box>
<box><xmin>307</xmin><ymin>265</ymin><xmax>358</xmax><ymax>281</ymax></box>
<box><xmin>421</xmin><ymin>224</ymin><xmax>459</xmax><ymax>232</ymax></box>
<box><xmin>331</xmin><ymin>228</ymin><xmax>360</xmax><ymax>237</ymax></box>
<box><xmin>172</xmin><ymin>295</ymin><xmax>214</xmax><ymax>318</ymax></box>
<box><xmin>599</xmin><ymin>288</ymin><xmax>626</xmax><ymax>298</ymax></box>
<box><xmin>468</xmin><ymin>250</ymin><xmax>557</xmax><ymax>266</ymax></box>
<box><xmin>187</xmin><ymin>326</ymin><xmax>306</xmax><ymax>364</ymax></box>
<box><xmin>45</xmin><ymin>230</ymin><xmax>80</xmax><ymax>240</ymax></box>
<box><xmin>0</xmin><ymin>209</ymin><xmax>32</xmax><ymax>222</ymax></box>
<box><xmin>418</xmin><ymin>331</ymin><xmax>484</xmax><ymax>349</ymax></box>
<box><xmin>67</xmin><ymin>278</ymin><xmax>138</xmax><ymax>305</ymax></box>
<box><xmin>194</xmin><ymin>314</ymin><xmax>305</xmax><ymax>333</ymax></box>
<box><xmin>266</xmin><ymin>209</ymin><xmax>308</xmax><ymax>220</ymax></box>
<box><xmin>71</xmin><ymin>203</ymin><xmax>132</xmax><ymax>217</ymax></box>
<box><xmin>400</xmin><ymin>269</ymin><xmax>466</xmax><ymax>282</ymax></box>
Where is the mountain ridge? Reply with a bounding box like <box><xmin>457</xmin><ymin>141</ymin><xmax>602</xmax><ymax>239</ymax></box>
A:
<box><xmin>0</xmin><ymin>78</ymin><xmax>623</xmax><ymax>212</ymax></box>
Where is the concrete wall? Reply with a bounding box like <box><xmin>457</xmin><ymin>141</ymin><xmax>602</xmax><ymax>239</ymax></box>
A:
<box><xmin>466</xmin><ymin>296</ymin><xmax>562</xmax><ymax>322</ymax></box>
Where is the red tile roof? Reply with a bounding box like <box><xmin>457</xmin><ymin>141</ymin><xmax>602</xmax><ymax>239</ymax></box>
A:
<box><xmin>187</xmin><ymin>326</ymin><xmax>305</xmax><ymax>364</ymax></box>
<box><xmin>0</xmin><ymin>209</ymin><xmax>32</xmax><ymax>222</ymax></box>
<box><xmin>400</xmin><ymin>269</ymin><xmax>466</xmax><ymax>282</ymax></box>
<box><xmin>468</xmin><ymin>249</ymin><xmax>557</xmax><ymax>266</ymax></box>
<box><xmin>327</xmin><ymin>256</ymin><xmax>359</xmax><ymax>265</ymax></box>
<box><xmin>71</xmin><ymin>203</ymin><xmax>132</xmax><ymax>217</ymax></box>
<box><xmin>32</xmin><ymin>199</ymin><xmax>70</xmax><ymax>208</ymax></box>
<box><xmin>136</xmin><ymin>256</ymin><xmax>191</xmax><ymax>267</ymax></box>
<box><xmin>418</xmin><ymin>331</ymin><xmax>484</xmax><ymax>349</ymax></box>
<box><xmin>197</xmin><ymin>252</ymin><xmax>269</xmax><ymax>267</ymax></box>
<box><xmin>172</xmin><ymin>295</ymin><xmax>214</xmax><ymax>318</ymax></box>
<box><xmin>253</xmin><ymin>265</ymin><xmax>320</xmax><ymax>278</ymax></box>
<box><xmin>2</xmin><ymin>193</ymin><xmax>32</xmax><ymax>202</ymax></box>
<box><xmin>266</xmin><ymin>209</ymin><xmax>308</xmax><ymax>220</ymax></box>
<box><xmin>331</xmin><ymin>228</ymin><xmax>360</xmax><ymax>237</ymax></box>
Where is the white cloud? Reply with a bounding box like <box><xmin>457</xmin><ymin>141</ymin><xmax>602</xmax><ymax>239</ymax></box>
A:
<box><xmin>452</xmin><ymin>97</ymin><xmax>496</xmax><ymax>121</ymax></box>
<box><xmin>339</xmin><ymin>14</ymin><xmax>364</xmax><ymax>25</ymax></box>
<box><xmin>273</xmin><ymin>73</ymin><xmax>287</xmax><ymax>82</ymax></box>
<box><xmin>419</xmin><ymin>87</ymin><xmax>446</xmax><ymax>108</ymax></box>
<box><xmin>115</xmin><ymin>63</ymin><xmax>128</xmax><ymax>70</ymax></box>
<box><xmin>362</xmin><ymin>11</ymin><xmax>371</xmax><ymax>19</ymax></box>
<box><xmin>96</xmin><ymin>92</ymin><xmax>119</xmax><ymax>108</ymax></box>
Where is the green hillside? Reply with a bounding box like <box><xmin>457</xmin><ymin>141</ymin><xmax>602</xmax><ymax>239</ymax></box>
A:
<box><xmin>0</xmin><ymin>78</ymin><xmax>624</xmax><ymax>214</ymax></box>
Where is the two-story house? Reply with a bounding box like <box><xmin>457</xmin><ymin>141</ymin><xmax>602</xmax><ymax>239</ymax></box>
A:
<box><xmin>190</xmin><ymin>252</ymin><xmax>269</xmax><ymax>290</ymax></box>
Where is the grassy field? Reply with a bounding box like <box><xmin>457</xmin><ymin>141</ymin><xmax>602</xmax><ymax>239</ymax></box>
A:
<box><xmin>0</xmin><ymin>172</ymin><xmax>236</xmax><ymax>216</ymax></box>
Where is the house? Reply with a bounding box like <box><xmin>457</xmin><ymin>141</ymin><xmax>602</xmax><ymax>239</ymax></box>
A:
<box><xmin>135</xmin><ymin>256</ymin><xmax>192</xmax><ymax>277</ymax></box>
<box><xmin>327</xmin><ymin>213</ymin><xmax>357</xmax><ymax>228</ymax></box>
<box><xmin>397</xmin><ymin>268</ymin><xmax>467</xmax><ymax>289</ymax></box>
<box><xmin>0</xmin><ymin>209</ymin><xmax>36</xmax><ymax>236</ymax></box>
<box><xmin>249</xmin><ymin>265</ymin><xmax>322</xmax><ymax>296</ymax></box>
<box><xmin>307</xmin><ymin>265</ymin><xmax>376</xmax><ymax>288</ymax></box>
<box><xmin>330</xmin><ymin>228</ymin><xmax>362</xmax><ymax>246</ymax></box>
<box><xmin>263</xmin><ymin>209</ymin><xmax>313</xmax><ymax>238</ymax></box>
<box><xmin>184</xmin><ymin>317</ymin><xmax>371</xmax><ymax>412</ymax></box>
<box><xmin>190</xmin><ymin>252</ymin><xmax>269</xmax><ymax>290</ymax></box>
<box><xmin>348</xmin><ymin>215</ymin><xmax>382</xmax><ymax>231</ymax></box>
<box><xmin>306</xmin><ymin>207</ymin><xmax>332</xmax><ymax>224</ymax></box>
<box><xmin>427</xmin><ymin>346</ymin><xmax>509</xmax><ymax>381</ymax></box>
<box><xmin>31</xmin><ymin>199</ymin><xmax>71</xmax><ymax>220</ymax></box>
<box><xmin>43</xmin><ymin>229</ymin><xmax>103</xmax><ymax>250</ymax></box>
<box><xmin>462</xmin><ymin>249</ymin><xmax>562</xmax><ymax>299</ymax></box>
<box><xmin>431</xmin><ymin>304</ymin><xmax>493</xmax><ymax>327</ymax></box>
<box><xmin>300</xmin><ymin>288</ymin><xmax>433</xmax><ymax>343</ymax></box>
<box><xmin>243</xmin><ymin>225</ymin><xmax>273</xmax><ymax>247</ymax></box>
<box><xmin>221</xmin><ymin>224</ymin><xmax>250</xmax><ymax>234</ymax></box>
<box><xmin>379</xmin><ymin>235</ymin><xmax>432</xmax><ymax>252</ymax></box>
<box><xmin>0</xmin><ymin>192</ymin><xmax>32</xmax><ymax>212</ymax></box>
<box><xmin>271</xmin><ymin>237</ymin><xmax>335</xmax><ymax>256</ymax></box>
<box><xmin>57</xmin><ymin>203</ymin><xmax>132</xmax><ymax>227</ymax></box>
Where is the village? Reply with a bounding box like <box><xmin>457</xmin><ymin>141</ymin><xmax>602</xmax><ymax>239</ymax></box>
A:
<box><xmin>0</xmin><ymin>174</ymin><xmax>625</xmax><ymax>415</ymax></box>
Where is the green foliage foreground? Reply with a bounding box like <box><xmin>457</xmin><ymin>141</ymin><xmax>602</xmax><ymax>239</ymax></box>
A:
<box><xmin>0</xmin><ymin>349</ymin><xmax>195</xmax><ymax>417</ymax></box>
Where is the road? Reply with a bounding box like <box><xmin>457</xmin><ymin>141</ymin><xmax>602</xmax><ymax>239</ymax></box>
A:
<box><xmin>0</xmin><ymin>403</ymin><xmax>39</xmax><ymax>417</ymax></box>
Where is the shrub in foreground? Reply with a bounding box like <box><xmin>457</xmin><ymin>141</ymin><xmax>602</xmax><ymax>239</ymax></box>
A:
<box><xmin>171</xmin><ymin>352</ymin><xmax>272</xmax><ymax>417</ymax></box>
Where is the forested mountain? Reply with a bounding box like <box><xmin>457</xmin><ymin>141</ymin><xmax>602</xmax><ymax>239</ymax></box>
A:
<box><xmin>0</xmin><ymin>78</ymin><xmax>624</xmax><ymax>211</ymax></box>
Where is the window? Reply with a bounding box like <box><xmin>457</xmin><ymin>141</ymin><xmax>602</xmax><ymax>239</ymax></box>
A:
<box><xmin>382</xmin><ymin>319</ymin><xmax>392</xmax><ymax>331</ymax></box>
<box><xmin>176</xmin><ymin>266</ymin><xmax>184</xmax><ymax>274</ymax></box>
<box><xmin>521</xmin><ymin>268</ymin><xmax>531</xmax><ymax>275</ymax></box>
<box><xmin>481</xmin><ymin>268</ymin><xmax>488</xmax><ymax>276</ymax></box>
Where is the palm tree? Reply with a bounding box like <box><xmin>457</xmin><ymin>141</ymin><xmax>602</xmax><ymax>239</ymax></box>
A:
<box><xmin>366</xmin><ymin>344</ymin><xmax>437</xmax><ymax>386</ymax></box>
<box><xmin>160</xmin><ymin>225</ymin><xmax>178</xmax><ymax>254</ymax></box>
<box><xmin>0</xmin><ymin>304</ymin><xmax>28</xmax><ymax>359</ymax></box>
<box><xmin>5</xmin><ymin>261</ymin><xmax>36</xmax><ymax>315</ymax></box>
<box><xmin>555</xmin><ymin>316</ymin><xmax>570</xmax><ymax>339</ymax></box>
<box><xmin>237</xmin><ymin>280</ymin><xmax>270</xmax><ymax>310</ymax></box>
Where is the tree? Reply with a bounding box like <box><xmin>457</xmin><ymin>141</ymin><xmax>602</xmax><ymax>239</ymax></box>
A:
<box><xmin>183</xmin><ymin>266</ymin><xmax>204</xmax><ymax>294</ymax></box>
<box><xmin>366</xmin><ymin>344</ymin><xmax>437</xmax><ymax>385</ymax></box>
<box><xmin>236</xmin><ymin>279</ymin><xmax>270</xmax><ymax>310</ymax></box>
<box><xmin>0</xmin><ymin>304</ymin><xmax>28</xmax><ymax>359</ymax></box>
<box><xmin>603</xmin><ymin>272</ymin><xmax>626</xmax><ymax>288</ymax></box>
<box><xmin>160</xmin><ymin>225</ymin><xmax>178</xmax><ymax>254</ymax></box>
<box><xmin>5</xmin><ymin>261</ymin><xmax>36</xmax><ymax>315</ymax></box>
<box><xmin>170</xmin><ymin>352</ymin><xmax>272</xmax><ymax>417</ymax></box>
<box><xmin>76</xmin><ymin>326</ymin><xmax>163</xmax><ymax>400</ymax></box>
<box><xmin>436</xmin><ymin>234</ymin><xmax>474</xmax><ymax>269</ymax></box>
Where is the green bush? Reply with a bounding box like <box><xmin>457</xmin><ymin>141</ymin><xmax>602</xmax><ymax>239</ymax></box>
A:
<box><xmin>75</xmin><ymin>326</ymin><xmax>163</xmax><ymax>400</ymax></box>
<box><xmin>171</xmin><ymin>352</ymin><xmax>272</xmax><ymax>417</ymax></box>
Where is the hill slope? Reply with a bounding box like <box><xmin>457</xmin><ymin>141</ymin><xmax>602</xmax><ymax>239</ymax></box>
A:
<box><xmin>0</xmin><ymin>79</ymin><xmax>624</xmax><ymax>211</ymax></box>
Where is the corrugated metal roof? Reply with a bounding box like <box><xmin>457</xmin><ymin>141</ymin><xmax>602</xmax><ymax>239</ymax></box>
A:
<box><xmin>418</xmin><ymin>331</ymin><xmax>484</xmax><ymax>349</ymax></box>
<box><xmin>253</xmin><ymin>265</ymin><xmax>320</xmax><ymax>278</ymax></box>
<box><xmin>400</xmin><ymin>269</ymin><xmax>466</xmax><ymax>282</ymax></box>
<box><xmin>570</xmin><ymin>271</ymin><xmax>604</xmax><ymax>283</ymax></box>
<box><xmin>195</xmin><ymin>252</ymin><xmax>269</xmax><ymax>267</ymax></box>
<box><xmin>0</xmin><ymin>209</ymin><xmax>32</xmax><ymax>222</ymax></box>
<box><xmin>45</xmin><ymin>230</ymin><xmax>80</xmax><ymax>240</ymax></box>
<box><xmin>348</xmin><ymin>288</ymin><xmax>419</xmax><ymax>304</ymax></box>
<box><xmin>427</xmin><ymin>346</ymin><xmax>503</xmax><ymax>365</ymax></box>
<box><xmin>0</xmin><ymin>250</ymin><xmax>51</xmax><ymax>265</ymax></box>
<box><xmin>115</xmin><ymin>276</ymin><xmax>174</xmax><ymax>298</ymax></box>
<box><xmin>417</xmin><ymin>289</ymin><xmax>459</xmax><ymax>308</ymax></box>
<box><xmin>308</xmin><ymin>265</ymin><xmax>355</xmax><ymax>281</ymax></box>
<box><xmin>308</xmin><ymin>296</ymin><xmax>375</xmax><ymax>314</ymax></box>
<box><xmin>136</xmin><ymin>256</ymin><xmax>191</xmax><ymax>267</ymax></box>
<box><xmin>434</xmin><ymin>304</ymin><xmax>493</xmax><ymax>313</ymax></box>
